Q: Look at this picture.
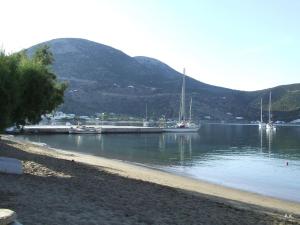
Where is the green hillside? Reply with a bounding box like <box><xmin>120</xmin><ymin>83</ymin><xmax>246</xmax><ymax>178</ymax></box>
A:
<box><xmin>249</xmin><ymin>84</ymin><xmax>300</xmax><ymax>121</ymax></box>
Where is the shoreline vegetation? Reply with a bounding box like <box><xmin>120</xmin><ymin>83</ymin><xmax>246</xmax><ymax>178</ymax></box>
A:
<box><xmin>1</xmin><ymin>136</ymin><xmax>300</xmax><ymax>224</ymax></box>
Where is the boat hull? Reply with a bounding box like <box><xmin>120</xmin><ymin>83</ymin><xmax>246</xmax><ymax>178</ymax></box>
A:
<box><xmin>258</xmin><ymin>123</ymin><xmax>266</xmax><ymax>129</ymax></box>
<box><xmin>69</xmin><ymin>130</ymin><xmax>101</xmax><ymax>134</ymax></box>
<box><xmin>69</xmin><ymin>127</ymin><xmax>101</xmax><ymax>134</ymax></box>
<box><xmin>266</xmin><ymin>123</ymin><xmax>276</xmax><ymax>131</ymax></box>
<box><xmin>163</xmin><ymin>127</ymin><xmax>199</xmax><ymax>133</ymax></box>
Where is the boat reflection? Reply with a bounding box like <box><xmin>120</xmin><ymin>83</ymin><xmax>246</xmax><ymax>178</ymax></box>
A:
<box><xmin>160</xmin><ymin>133</ymin><xmax>198</xmax><ymax>166</ymax></box>
<box><xmin>17</xmin><ymin>124</ymin><xmax>300</xmax><ymax>168</ymax></box>
<box><xmin>259</xmin><ymin>128</ymin><xmax>263</xmax><ymax>152</ymax></box>
<box><xmin>259</xmin><ymin>126</ymin><xmax>276</xmax><ymax>155</ymax></box>
<box><xmin>74</xmin><ymin>135</ymin><xmax>82</xmax><ymax>146</ymax></box>
<box><xmin>266</xmin><ymin>128</ymin><xmax>276</xmax><ymax>156</ymax></box>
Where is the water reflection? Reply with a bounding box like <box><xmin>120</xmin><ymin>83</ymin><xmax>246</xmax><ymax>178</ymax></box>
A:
<box><xmin>266</xmin><ymin>129</ymin><xmax>275</xmax><ymax>155</ymax></box>
<box><xmin>258</xmin><ymin>127</ymin><xmax>276</xmax><ymax>155</ymax></box>
<box><xmin>174</xmin><ymin>134</ymin><xmax>193</xmax><ymax>165</ymax></box>
<box><xmin>74</xmin><ymin>135</ymin><xmax>82</xmax><ymax>146</ymax></box>
<box><xmin>16</xmin><ymin>124</ymin><xmax>300</xmax><ymax>202</ymax></box>
<box><xmin>17</xmin><ymin>125</ymin><xmax>300</xmax><ymax>165</ymax></box>
<box><xmin>259</xmin><ymin>128</ymin><xmax>263</xmax><ymax>153</ymax></box>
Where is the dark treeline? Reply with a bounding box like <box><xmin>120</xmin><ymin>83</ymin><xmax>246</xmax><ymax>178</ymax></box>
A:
<box><xmin>0</xmin><ymin>45</ymin><xmax>67</xmax><ymax>132</ymax></box>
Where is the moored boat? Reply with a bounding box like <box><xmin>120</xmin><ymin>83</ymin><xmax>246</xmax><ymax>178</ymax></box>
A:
<box><xmin>258</xmin><ymin>98</ymin><xmax>266</xmax><ymax>129</ymax></box>
<box><xmin>164</xmin><ymin>68</ymin><xmax>200</xmax><ymax>133</ymax></box>
<box><xmin>69</xmin><ymin>126</ymin><xmax>101</xmax><ymax>134</ymax></box>
<box><xmin>266</xmin><ymin>92</ymin><xmax>276</xmax><ymax>132</ymax></box>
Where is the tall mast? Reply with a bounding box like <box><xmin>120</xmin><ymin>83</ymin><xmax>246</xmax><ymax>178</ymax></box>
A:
<box><xmin>178</xmin><ymin>94</ymin><xmax>182</xmax><ymax>121</ymax></box>
<box><xmin>180</xmin><ymin>68</ymin><xmax>186</xmax><ymax>122</ymax></box>
<box><xmin>260</xmin><ymin>98</ymin><xmax>263</xmax><ymax>123</ymax></box>
<box><xmin>189</xmin><ymin>97</ymin><xmax>192</xmax><ymax>122</ymax></box>
<box><xmin>145</xmin><ymin>103</ymin><xmax>148</xmax><ymax>121</ymax></box>
<box><xmin>268</xmin><ymin>92</ymin><xmax>272</xmax><ymax>123</ymax></box>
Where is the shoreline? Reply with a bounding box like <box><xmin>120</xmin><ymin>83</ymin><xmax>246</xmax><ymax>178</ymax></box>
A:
<box><xmin>10</xmin><ymin>136</ymin><xmax>300</xmax><ymax>214</ymax></box>
<box><xmin>55</xmin><ymin>148</ymin><xmax>300</xmax><ymax>207</ymax></box>
<box><xmin>1</xmin><ymin>135</ymin><xmax>300</xmax><ymax>224</ymax></box>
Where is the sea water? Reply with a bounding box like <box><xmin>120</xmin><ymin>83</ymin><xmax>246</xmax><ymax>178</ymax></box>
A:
<box><xmin>17</xmin><ymin>124</ymin><xmax>300</xmax><ymax>202</ymax></box>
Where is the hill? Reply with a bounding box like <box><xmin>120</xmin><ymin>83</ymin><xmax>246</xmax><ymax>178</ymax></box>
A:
<box><xmin>27</xmin><ymin>38</ymin><xmax>300</xmax><ymax>122</ymax></box>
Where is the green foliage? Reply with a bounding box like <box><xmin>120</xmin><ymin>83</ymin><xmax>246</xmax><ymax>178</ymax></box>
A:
<box><xmin>0</xmin><ymin>51</ymin><xmax>21</xmax><ymax>130</ymax></box>
<box><xmin>0</xmin><ymin>46</ymin><xmax>66</xmax><ymax>131</ymax></box>
<box><xmin>248</xmin><ymin>85</ymin><xmax>300</xmax><ymax>121</ymax></box>
<box><xmin>32</xmin><ymin>45</ymin><xmax>54</xmax><ymax>66</ymax></box>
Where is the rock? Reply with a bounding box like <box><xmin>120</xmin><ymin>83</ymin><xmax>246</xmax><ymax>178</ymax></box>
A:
<box><xmin>0</xmin><ymin>157</ymin><xmax>23</xmax><ymax>175</ymax></box>
<box><xmin>0</xmin><ymin>209</ymin><xmax>17</xmax><ymax>225</ymax></box>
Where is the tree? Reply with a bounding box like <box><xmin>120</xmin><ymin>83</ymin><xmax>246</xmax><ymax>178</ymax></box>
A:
<box><xmin>0</xmin><ymin>46</ymin><xmax>67</xmax><ymax>131</ymax></box>
<box><xmin>32</xmin><ymin>45</ymin><xmax>54</xmax><ymax>66</ymax></box>
<box><xmin>0</xmin><ymin>51</ymin><xmax>21</xmax><ymax>131</ymax></box>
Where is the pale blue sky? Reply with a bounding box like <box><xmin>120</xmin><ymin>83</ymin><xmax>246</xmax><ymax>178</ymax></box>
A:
<box><xmin>1</xmin><ymin>0</ymin><xmax>299</xmax><ymax>90</ymax></box>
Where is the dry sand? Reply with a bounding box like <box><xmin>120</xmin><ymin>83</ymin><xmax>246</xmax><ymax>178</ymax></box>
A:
<box><xmin>1</xmin><ymin>136</ymin><xmax>300</xmax><ymax>225</ymax></box>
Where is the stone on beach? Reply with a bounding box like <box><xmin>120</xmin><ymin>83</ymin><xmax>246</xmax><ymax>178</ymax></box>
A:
<box><xmin>0</xmin><ymin>157</ymin><xmax>23</xmax><ymax>175</ymax></box>
<box><xmin>0</xmin><ymin>209</ymin><xmax>16</xmax><ymax>225</ymax></box>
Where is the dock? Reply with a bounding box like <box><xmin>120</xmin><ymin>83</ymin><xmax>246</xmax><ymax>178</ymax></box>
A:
<box><xmin>21</xmin><ymin>125</ymin><xmax>163</xmax><ymax>134</ymax></box>
<box><xmin>23</xmin><ymin>125</ymin><xmax>71</xmax><ymax>134</ymax></box>
<box><xmin>100</xmin><ymin>126</ymin><xmax>163</xmax><ymax>133</ymax></box>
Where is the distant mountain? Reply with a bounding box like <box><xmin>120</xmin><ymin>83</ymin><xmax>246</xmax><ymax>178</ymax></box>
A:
<box><xmin>248</xmin><ymin>84</ymin><xmax>300</xmax><ymax>122</ymax></box>
<box><xmin>27</xmin><ymin>38</ymin><xmax>300</xmax><ymax>122</ymax></box>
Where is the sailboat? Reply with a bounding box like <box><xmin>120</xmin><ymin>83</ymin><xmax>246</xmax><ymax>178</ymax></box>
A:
<box><xmin>164</xmin><ymin>68</ymin><xmax>200</xmax><ymax>132</ymax></box>
<box><xmin>258</xmin><ymin>98</ymin><xmax>266</xmax><ymax>129</ymax></box>
<box><xmin>266</xmin><ymin>92</ymin><xmax>276</xmax><ymax>131</ymax></box>
<box><xmin>186</xmin><ymin>97</ymin><xmax>198</xmax><ymax>128</ymax></box>
<box><xmin>143</xmin><ymin>103</ymin><xmax>150</xmax><ymax>127</ymax></box>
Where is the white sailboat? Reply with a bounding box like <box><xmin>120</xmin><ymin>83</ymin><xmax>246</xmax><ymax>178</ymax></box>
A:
<box><xmin>266</xmin><ymin>92</ymin><xmax>276</xmax><ymax>131</ymax></box>
<box><xmin>258</xmin><ymin>98</ymin><xmax>266</xmax><ymax>129</ymax></box>
<box><xmin>164</xmin><ymin>68</ymin><xmax>200</xmax><ymax>132</ymax></box>
<box><xmin>186</xmin><ymin>97</ymin><xmax>199</xmax><ymax>128</ymax></box>
<box><xmin>143</xmin><ymin>103</ymin><xmax>150</xmax><ymax>127</ymax></box>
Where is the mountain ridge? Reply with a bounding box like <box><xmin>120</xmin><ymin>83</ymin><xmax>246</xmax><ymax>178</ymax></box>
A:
<box><xmin>27</xmin><ymin>38</ymin><xmax>300</xmax><ymax>121</ymax></box>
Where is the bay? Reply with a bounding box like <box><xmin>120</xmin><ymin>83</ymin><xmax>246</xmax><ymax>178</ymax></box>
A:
<box><xmin>16</xmin><ymin>124</ymin><xmax>300</xmax><ymax>202</ymax></box>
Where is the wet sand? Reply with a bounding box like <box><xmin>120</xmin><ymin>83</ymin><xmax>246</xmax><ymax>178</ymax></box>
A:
<box><xmin>0</xmin><ymin>136</ymin><xmax>300</xmax><ymax>225</ymax></box>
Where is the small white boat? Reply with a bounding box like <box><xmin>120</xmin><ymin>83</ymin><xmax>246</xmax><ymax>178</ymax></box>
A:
<box><xmin>164</xmin><ymin>69</ymin><xmax>200</xmax><ymax>133</ymax></box>
<box><xmin>5</xmin><ymin>126</ymin><xmax>21</xmax><ymax>134</ymax></box>
<box><xmin>69</xmin><ymin>126</ymin><xmax>101</xmax><ymax>134</ymax></box>
<box><xmin>258</xmin><ymin>123</ymin><xmax>266</xmax><ymax>129</ymax></box>
<box><xmin>266</xmin><ymin>123</ymin><xmax>276</xmax><ymax>131</ymax></box>
<box><xmin>142</xmin><ymin>121</ymin><xmax>150</xmax><ymax>127</ymax></box>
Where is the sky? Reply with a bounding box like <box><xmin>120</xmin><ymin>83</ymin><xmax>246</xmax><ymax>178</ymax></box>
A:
<box><xmin>1</xmin><ymin>0</ymin><xmax>299</xmax><ymax>91</ymax></box>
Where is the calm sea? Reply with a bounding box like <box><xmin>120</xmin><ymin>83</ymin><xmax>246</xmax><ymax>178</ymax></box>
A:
<box><xmin>16</xmin><ymin>124</ymin><xmax>300</xmax><ymax>202</ymax></box>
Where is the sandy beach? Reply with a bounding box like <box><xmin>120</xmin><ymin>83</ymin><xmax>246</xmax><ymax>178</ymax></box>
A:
<box><xmin>1</xmin><ymin>136</ymin><xmax>300</xmax><ymax>225</ymax></box>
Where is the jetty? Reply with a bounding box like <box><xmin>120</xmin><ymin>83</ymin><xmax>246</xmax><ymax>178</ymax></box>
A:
<box><xmin>100</xmin><ymin>125</ymin><xmax>163</xmax><ymax>133</ymax></box>
<box><xmin>23</xmin><ymin>125</ymin><xmax>71</xmax><ymax>134</ymax></box>
<box><xmin>20</xmin><ymin>125</ymin><xmax>164</xmax><ymax>134</ymax></box>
